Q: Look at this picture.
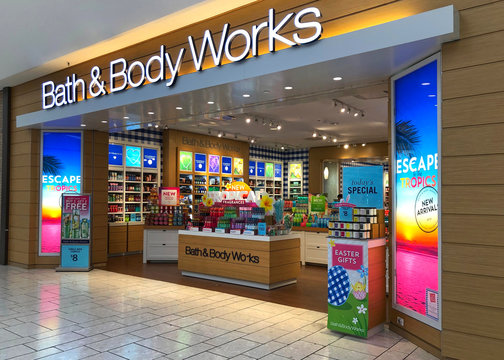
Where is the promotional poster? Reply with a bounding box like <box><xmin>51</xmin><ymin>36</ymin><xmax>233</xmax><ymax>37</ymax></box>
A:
<box><xmin>265</xmin><ymin>163</ymin><xmax>274</xmax><ymax>178</ymax></box>
<box><xmin>60</xmin><ymin>193</ymin><xmax>91</xmax><ymax>269</ymax></box>
<box><xmin>195</xmin><ymin>153</ymin><xmax>207</xmax><ymax>173</ymax></box>
<box><xmin>179</xmin><ymin>151</ymin><xmax>193</xmax><ymax>172</ymax></box>
<box><xmin>257</xmin><ymin>162</ymin><xmax>265</xmax><ymax>176</ymax></box>
<box><xmin>289</xmin><ymin>163</ymin><xmax>302</xmax><ymax>179</ymax></box>
<box><xmin>125</xmin><ymin>146</ymin><xmax>141</xmax><ymax>167</ymax></box>
<box><xmin>342</xmin><ymin>166</ymin><xmax>384</xmax><ymax>209</ymax></box>
<box><xmin>249</xmin><ymin>161</ymin><xmax>256</xmax><ymax>176</ymax></box>
<box><xmin>222</xmin><ymin>156</ymin><xmax>232</xmax><ymax>174</ymax></box>
<box><xmin>143</xmin><ymin>148</ymin><xmax>157</xmax><ymax>168</ymax></box>
<box><xmin>41</xmin><ymin>132</ymin><xmax>82</xmax><ymax>255</ymax></box>
<box><xmin>393</xmin><ymin>59</ymin><xmax>440</xmax><ymax>323</ymax></box>
<box><xmin>327</xmin><ymin>239</ymin><xmax>369</xmax><ymax>337</ymax></box>
<box><xmin>208</xmin><ymin>155</ymin><xmax>220</xmax><ymax>173</ymax></box>
<box><xmin>274</xmin><ymin>163</ymin><xmax>282</xmax><ymax>178</ymax></box>
<box><xmin>108</xmin><ymin>144</ymin><xmax>123</xmax><ymax>166</ymax></box>
<box><xmin>233</xmin><ymin>158</ymin><xmax>244</xmax><ymax>176</ymax></box>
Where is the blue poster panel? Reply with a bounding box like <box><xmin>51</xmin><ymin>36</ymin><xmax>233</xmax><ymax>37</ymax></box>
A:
<box><xmin>257</xmin><ymin>162</ymin><xmax>265</xmax><ymax>177</ymax></box>
<box><xmin>143</xmin><ymin>148</ymin><xmax>157</xmax><ymax>168</ymax></box>
<box><xmin>274</xmin><ymin>163</ymin><xmax>282</xmax><ymax>178</ymax></box>
<box><xmin>125</xmin><ymin>146</ymin><xmax>141</xmax><ymax>167</ymax></box>
<box><xmin>249</xmin><ymin>161</ymin><xmax>256</xmax><ymax>176</ymax></box>
<box><xmin>61</xmin><ymin>244</ymin><xmax>90</xmax><ymax>268</ymax></box>
<box><xmin>222</xmin><ymin>156</ymin><xmax>232</xmax><ymax>174</ymax></box>
<box><xmin>108</xmin><ymin>144</ymin><xmax>123</xmax><ymax>165</ymax></box>
<box><xmin>195</xmin><ymin>153</ymin><xmax>207</xmax><ymax>173</ymax></box>
<box><xmin>342</xmin><ymin>166</ymin><xmax>384</xmax><ymax>209</ymax></box>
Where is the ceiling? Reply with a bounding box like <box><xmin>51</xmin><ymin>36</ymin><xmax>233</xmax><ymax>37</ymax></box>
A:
<box><xmin>0</xmin><ymin>0</ymin><xmax>257</xmax><ymax>87</ymax></box>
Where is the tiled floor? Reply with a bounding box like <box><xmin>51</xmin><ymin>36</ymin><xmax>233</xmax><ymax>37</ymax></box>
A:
<box><xmin>0</xmin><ymin>266</ymin><xmax>438</xmax><ymax>360</ymax></box>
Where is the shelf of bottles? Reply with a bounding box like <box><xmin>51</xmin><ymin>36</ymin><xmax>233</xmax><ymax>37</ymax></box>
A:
<box><xmin>248</xmin><ymin>160</ymin><xmax>283</xmax><ymax>200</ymax></box>
<box><xmin>108</xmin><ymin>144</ymin><xmax>160</xmax><ymax>224</ymax></box>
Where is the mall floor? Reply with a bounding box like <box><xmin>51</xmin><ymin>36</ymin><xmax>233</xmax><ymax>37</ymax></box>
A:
<box><xmin>0</xmin><ymin>266</ymin><xmax>438</xmax><ymax>360</ymax></box>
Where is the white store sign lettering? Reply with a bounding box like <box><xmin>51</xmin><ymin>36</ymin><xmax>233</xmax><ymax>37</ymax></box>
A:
<box><xmin>41</xmin><ymin>7</ymin><xmax>322</xmax><ymax>110</ymax></box>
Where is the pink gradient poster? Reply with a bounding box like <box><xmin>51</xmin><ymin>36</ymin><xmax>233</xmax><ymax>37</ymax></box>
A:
<box><xmin>41</xmin><ymin>132</ymin><xmax>82</xmax><ymax>255</ymax></box>
<box><xmin>392</xmin><ymin>58</ymin><xmax>440</xmax><ymax>324</ymax></box>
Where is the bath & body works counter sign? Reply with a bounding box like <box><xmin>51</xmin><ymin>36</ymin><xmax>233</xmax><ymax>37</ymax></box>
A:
<box><xmin>40</xmin><ymin>132</ymin><xmax>82</xmax><ymax>255</ymax></box>
<box><xmin>391</xmin><ymin>54</ymin><xmax>440</xmax><ymax>328</ymax></box>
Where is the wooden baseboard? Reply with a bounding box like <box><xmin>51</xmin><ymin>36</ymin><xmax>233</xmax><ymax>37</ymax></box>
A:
<box><xmin>389</xmin><ymin>323</ymin><xmax>441</xmax><ymax>359</ymax></box>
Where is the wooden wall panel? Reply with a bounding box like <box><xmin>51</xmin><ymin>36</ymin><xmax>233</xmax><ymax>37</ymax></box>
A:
<box><xmin>442</xmin><ymin>154</ymin><xmax>504</xmax><ymax>185</ymax></box>
<box><xmin>442</xmin><ymin>123</ymin><xmax>504</xmax><ymax>156</ymax></box>
<box><xmin>442</xmin><ymin>214</ymin><xmax>504</xmax><ymax>246</ymax></box>
<box><xmin>443</xmin><ymin>92</ymin><xmax>504</xmax><ymax>128</ymax></box>
<box><xmin>108</xmin><ymin>226</ymin><xmax>127</xmax><ymax>254</ymax></box>
<box><xmin>443</xmin><ymin>62</ymin><xmax>504</xmax><ymax>100</ymax></box>
<box><xmin>442</xmin><ymin>330</ymin><xmax>504</xmax><ymax>360</ymax></box>
<box><xmin>127</xmin><ymin>224</ymin><xmax>144</xmax><ymax>253</ymax></box>
<box><xmin>443</xmin><ymin>243</ymin><xmax>504</xmax><ymax>277</ymax></box>
<box><xmin>443</xmin><ymin>272</ymin><xmax>504</xmax><ymax>309</ymax></box>
<box><xmin>443</xmin><ymin>185</ymin><xmax>504</xmax><ymax>215</ymax></box>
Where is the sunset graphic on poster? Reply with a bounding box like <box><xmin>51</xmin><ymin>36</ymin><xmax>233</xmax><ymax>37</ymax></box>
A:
<box><xmin>41</xmin><ymin>132</ymin><xmax>82</xmax><ymax>254</ymax></box>
<box><xmin>394</xmin><ymin>59</ymin><xmax>439</xmax><ymax>320</ymax></box>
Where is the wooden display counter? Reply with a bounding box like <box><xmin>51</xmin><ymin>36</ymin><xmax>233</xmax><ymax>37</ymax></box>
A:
<box><xmin>178</xmin><ymin>230</ymin><xmax>300</xmax><ymax>289</ymax></box>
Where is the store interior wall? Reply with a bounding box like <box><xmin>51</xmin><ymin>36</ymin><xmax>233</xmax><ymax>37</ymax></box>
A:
<box><xmin>322</xmin><ymin>161</ymin><xmax>339</xmax><ymax>201</ymax></box>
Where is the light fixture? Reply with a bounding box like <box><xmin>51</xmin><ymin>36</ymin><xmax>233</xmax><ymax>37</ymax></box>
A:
<box><xmin>176</xmin><ymin>106</ymin><xmax>183</xmax><ymax>110</ymax></box>
<box><xmin>322</xmin><ymin>135</ymin><xmax>327</xmax><ymax>140</ymax></box>
<box><xmin>155</xmin><ymin>124</ymin><xmax>159</xmax><ymax>128</ymax></box>
<box><xmin>340</xmin><ymin>107</ymin><xmax>346</xmax><ymax>113</ymax></box>
<box><xmin>312</xmin><ymin>131</ymin><xmax>318</xmax><ymax>138</ymax></box>
<box><xmin>281</xmin><ymin>146</ymin><xmax>285</xmax><ymax>150</ymax></box>
<box><xmin>277</xmin><ymin>124</ymin><xmax>282</xmax><ymax>130</ymax></box>
<box><xmin>344</xmin><ymin>144</ymin><xmax>349</xmax><ymax>149</ymax></box>
<box><xmin>250</xmin><ymin>138</ymin><xmax>255</xmax><ymax>143</ymax></box>
<box><xmin>147</xmin><ymin>111</ymin><xmax>155</xmax><ymax>115</ymax></box>
<box><xmin>332</xmin><ymin>138</ymin><xmax>337</xmax><ymax>143</ymax></box>
<box><xmin>284</xmin><ymin>86</ymin><xmax>293</xmax><ymax>90</ymax></box>
<box><xmin>123</xmin><ymin>116</ymin><xmax>129</xmax><ymax>119</ymax></box>
<box><xmin>245</xmin><ymin>118</ymin><xmax>251</xmax><ymax>124</ymax></box>
<box><xmin>353</xmin><ymin>112</ymin><xmax>359</xmax><ymax>117</ymax></box>
<box><xmin>333</xmin><ymin>76</ymin><xmax>342</xmax><ymax>81</ymax></box>
<box><xmin>324</xmin><ymin>166</ymin><xmax>329</xmax><ymax>180</ymax></box>
<box><xmin>80</xmin><ymin>124</ymin><xmax>86</xmax><ymax>127</ymax></box>
<box><xmin>207</xmin><ymin>101</ymin><xmax>215</xmax><ymax>105</ymax></box>
<box><xmin>147</xmin><ymin>123</ymin><xmax>152</xmax><ymax>127</ymax></box>
<box><xmin>362</xmin><ymin>143</ymin><xmax>366</xmax><ymax>147</ymax></box>
<box><xmin>242</xmin><ymin>94</ymin><xmax>251</xmax><ymax>98</ymax></box>
<box><xmin>217</xmin><ymin>132</ymin><xmax>223</xmax><ymax>138</ymax></box>
<box><xmin>101</xmin><ymin>120</ymin><xmax>107</xmax><ymax>123</ymax></box>
<box><xmin>208</xmin><ymin>129</ymin><xmax>212</xmax><ymax>135</ymax></box>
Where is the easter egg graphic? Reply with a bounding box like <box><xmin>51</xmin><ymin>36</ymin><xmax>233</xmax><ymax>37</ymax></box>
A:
<box><xmin>328</xmin><ymin>265</ymin><xmax>351</xmax><ymax>306</ymax></box>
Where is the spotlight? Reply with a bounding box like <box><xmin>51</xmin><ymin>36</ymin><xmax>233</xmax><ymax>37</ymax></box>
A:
<box><xmin>251</xmin><ymin>138</ymin><xmax>255</xmax><ymax>143</ymax></box>
<box><xmin>312</xmin><ymin>131</ymin><xmax>318</xmax><ymax>138</ymax></box>
<box><xmin>155</xmin><ymin>124</ymin><xmax>159</xmax><ymax>128</ymax></box>
<box><xmin>344</xmin><ymin>144</ymin><xmax>349</xmax><ymax>149</ymax></box>
<box><xmin>245</xmin><ymin>118</ymin><xmax>251</xmax><ymax>124</ymax></box>
<box><xmin>332</xmin><ymin>138</ymin><xmax>337</xmax><ymax>143</ymax></box>
<box><xmin>218</xmin><ymin>132</ymin><xmax>223</xmax><ymax>138</ymax></box>
<box><xmin>281</xmin><ymin>146</ymin><xmax>285</xmax><ymax>150</ymax></box>
<box><xmin>322</xmin><ymin>135</ymin><xmax>327</xmax><ymax>140</ymax></box>
<box><xmin>340</xmin><ymin>107</ymin><xmax>346</xmax><ymax>113</ymax></box>
<box><xmin>277</xmin><ymin>124</ymin><xmax>282</xmax><ymax>130</ymax></box>
<box><xmin>353</xmin><ymin>112</ymin><xmax>359</xmax><ymax>117</ymax></box>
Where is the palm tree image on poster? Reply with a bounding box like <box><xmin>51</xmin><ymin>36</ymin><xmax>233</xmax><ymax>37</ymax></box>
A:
<box><xmin>43</xmin><ymin>155</ymin><xmax>63</xmax><ymax>175</ymax></box>
<box><xmin>395</xmin><ymin>119</ymin><xmax>420</xmax><ymax>157</ymax></box>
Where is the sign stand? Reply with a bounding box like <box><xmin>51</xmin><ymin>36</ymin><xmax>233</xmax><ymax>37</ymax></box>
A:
<box><xmin>56</xmin><ymin>193</ymin><xmax>93</xmax><ymax>272</ymax></box>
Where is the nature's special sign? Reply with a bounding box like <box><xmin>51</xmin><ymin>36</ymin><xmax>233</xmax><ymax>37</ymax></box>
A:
<box><xmin>41</xmin><ymin>7</ymin><xmax>323</xmax><ymax>110</ymax></box>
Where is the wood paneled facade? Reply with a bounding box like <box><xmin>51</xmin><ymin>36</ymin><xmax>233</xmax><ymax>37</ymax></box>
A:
<box><xmin>5</xmin><ymin>0</ymin><xmax>504</xmax><ymax>358</ymax></box>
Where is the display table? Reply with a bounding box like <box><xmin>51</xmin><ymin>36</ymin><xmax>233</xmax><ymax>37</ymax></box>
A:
<box><xmin>178</xmin><ymin>230</ymin><xmax>300</xmax><ymax>289</ymax></box>
<box><xmin>143</xmin><ymin>226</ymin><xmax>185</xmax><ymax>263</ymax></box>
<box><xmin>327</xmin><ymin>238</ymin><xmax>386</xmax><ymax>338</ymax></box>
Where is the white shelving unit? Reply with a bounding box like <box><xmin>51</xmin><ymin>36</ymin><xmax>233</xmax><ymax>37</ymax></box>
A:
<box><xmin>108</xmin><ymin>143</ymin><xmax>160</xmax><ymax>224</ymax></box>
<box><xmin>249</xmin><ymin>159</ymin><xmax>283</xmax><ymax>199</ymax></box>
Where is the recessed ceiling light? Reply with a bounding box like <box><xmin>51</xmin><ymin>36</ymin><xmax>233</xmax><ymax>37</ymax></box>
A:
<box><xmin>333</xmin><ymin>76</ymin><xmax>343</xmax><ymax>81</ymax></box>
<box><xmin>101</xmin><ymin>120</ymin><xmax>107</xmax><ymax>123</ymax></box>
<box><xmin>421</xmin><ymin>82</ymin><xmax>430</xmax><ymax>86</ymax></box>
<box><xmin>312</xmin><ymin>131</ymin><xmax>317</xmax><ymax>138</ymax></box>
<box><xmin>245</xmin><ymin>118</ymin><xmax>251</xmax><ymax>124</ymax></box>
<box><xmin>148</xmin><ymin>123</ymin><xmax>152</xmax><ymax>127</ymax></box>
<box><xmin>123</xmin><ymin>116</ymin><xmax>129</xmax><ymax>119</ymax></box>
<box><xmin>251</xmin><ymin>138</ymin><xmax>255</xmax><ymax>143</ymax></box>
<box><xmin>281</xmin><ymin>146</ymin><xmax>285</xmax><ymax>150</ymax></box>
<box><xmin>332</xmin><ymin>138</ymin><xmax>337</xmax><ymax>143</ymax></box>
<box><xmin>284</xmin><ymin>86</ymin><xmax>293</xmax><ymax>90</ymax></box>
<box><xmin>277</xmin><ymin>124</ymin><xmax>282</xmax><ymax>130</ymax></box>
<box><xmin>242</xmin><ymin>94</ymin><xmax>250</xmax><ymax>98</ymax></box>
<box><xmin>263</xmin><ymin>90</ymin><xmax>270</xmax><ymax>94</ymax></box>
<box><xmin>344</xmin><ymin>144</ymin><xmax>349</xmax><ymax>149</ymax></box>
<box><xmin>176</xmin><ymin>106</ymin><xmax>183</xmax><ymax>110</ymax></box>
<box><xmin>207</xmin><ymin>101</ymin><xmax>214</xmax><ymax>104</ymax></box>
<box><xmin>147</xmin><ymin>111</ymin><xmax>155</xmax><ymax>115</ymax></box>
<box><xmin>217</xmin><ymin>132</ymin><xmax>223</xmax><ymax>138</ymax></box>
<box><xmin>155</xmin><ymin>124</ymin><xmax>159</xmax><ymax>128</ymax></box>
<box><xmin>354</xmin><ymin>112</ymin><xmax>359</xmax><ymax>117</ymax></box>
<box><xmin>80</xmin><ymin>124</ymin><xmax>86</xmax><ymax>127</ymax></box>
<box><xmin>322</xmin><ymin>135</ymin><xmax>327</xmax><ymax>140</ymax></box>
<box><xmin>362</xmin><ymin>143</ymin><xmax>366</xmax><ymax>147</ymax></box>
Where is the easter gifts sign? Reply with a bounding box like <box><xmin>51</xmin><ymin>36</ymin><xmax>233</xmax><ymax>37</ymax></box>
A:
<box><xmin>327</xmin><ymin>239</ymin><xmax>369</xmax><ymax>337</ymax></box>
